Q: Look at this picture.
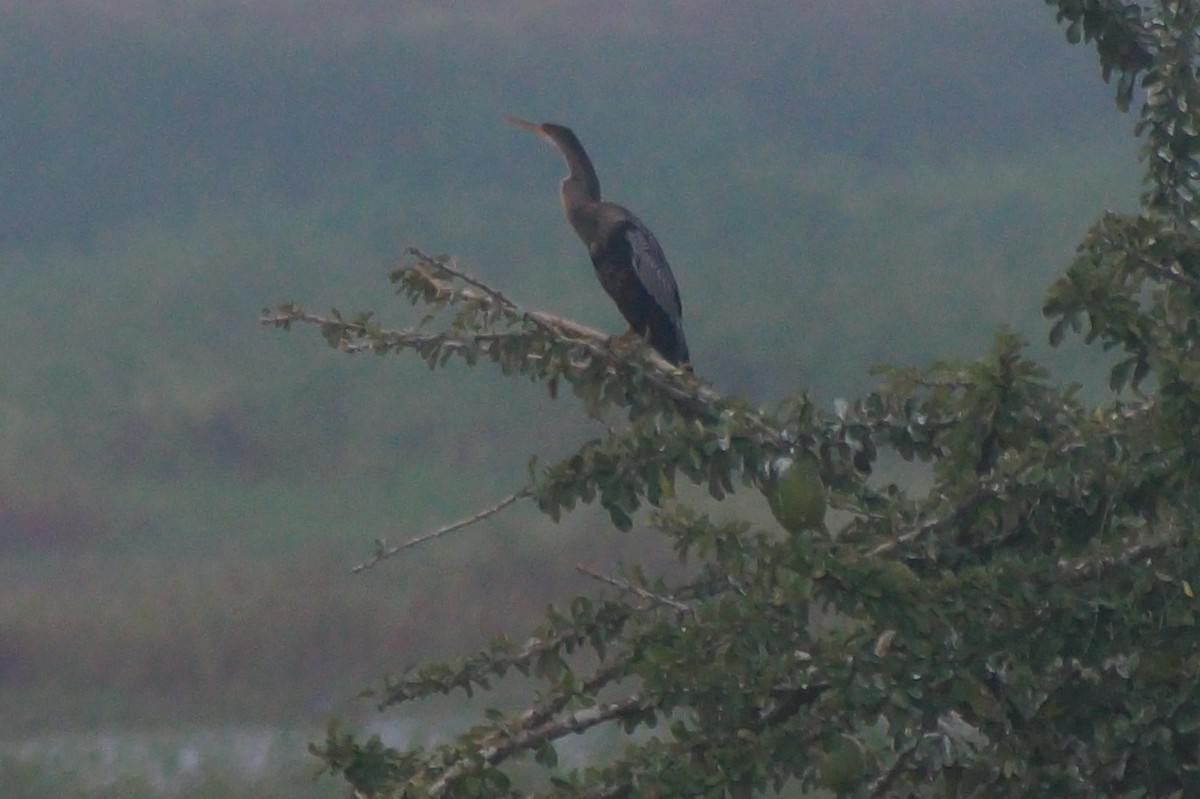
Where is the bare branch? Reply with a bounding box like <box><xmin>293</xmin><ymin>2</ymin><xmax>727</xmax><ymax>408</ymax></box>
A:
<box><xmin>259</xmin><ymin>306</ymin><xmax>370</xmax><ymax>334</ymax></box>
<box><xmin>352</xmin><ymin>486</ymin><xmax>534</xmax><ymax>573</ymax></box>
<box><xmin>575</xmin><ymin>563</ymin><xmax>694</xmax><ymax>615</ymax></box>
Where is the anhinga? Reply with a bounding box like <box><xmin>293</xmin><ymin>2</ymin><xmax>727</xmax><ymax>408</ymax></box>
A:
<box><xmin>508</xmin><ymin>117</ymin><xmax>691</xmax><ymax>368</ymax></box>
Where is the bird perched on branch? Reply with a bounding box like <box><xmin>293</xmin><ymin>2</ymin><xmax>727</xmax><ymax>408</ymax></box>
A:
<box><xmin>508</xmin><ymin>116</ymin><xmax>690</xmax><ymax>368</ymax></box>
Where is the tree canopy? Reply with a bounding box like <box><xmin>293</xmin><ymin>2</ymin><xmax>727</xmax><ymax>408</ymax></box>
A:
<box><xmin>263</xmin><ymin>2</ymin><xmax>1200</xmax><ymax>796</ymax></box>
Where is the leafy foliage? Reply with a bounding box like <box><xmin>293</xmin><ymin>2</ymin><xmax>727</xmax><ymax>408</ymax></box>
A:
<box><xmin>266</xmin><ymin>3</ymin><xmax>1200</xmax><ymax>796</ymax></box>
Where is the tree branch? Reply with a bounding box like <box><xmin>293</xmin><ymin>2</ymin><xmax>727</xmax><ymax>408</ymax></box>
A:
<box><xmin>575</xmin><ymin>563</ymin><xmax>694</xmax><ymax>615</ymax></box>
<box><xmin>1058</xmin><ymin>534</ymin><xmax>1175</xmax><ymax>582</ymax></box>
<box><xmin>409</xmin><ymin>248</ymin><xmax>522</xmax><ymax>312</ymax></box>
<box><xmin>1100</xmin><ymin>232</ymin><xmax>1200</xmax><ymax>291</ymax></box>
<box><xmin>427</xmin><ymin>694</ymin><xmax>645</xmax><ymax>799</ymax></box>
<box><xmin>351</xmin><ymin>486</ymin><xmax>534</xmax><ymax>573</ymax></box>
<box><xmin>409</xmin><ymin>248</ymin><xmax>692</xmax><ymax>375</ymax></box>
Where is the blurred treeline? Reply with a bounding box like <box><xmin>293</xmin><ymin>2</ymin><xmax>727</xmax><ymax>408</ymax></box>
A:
<box><xmin>0</xmin><ymin>0</ymin><xmax>1141</xmax><ymax>734</ymax></box>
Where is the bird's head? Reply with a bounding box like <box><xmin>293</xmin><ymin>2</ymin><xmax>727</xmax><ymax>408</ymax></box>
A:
<box><xmin>507</xmin><ymin>115</ymin><xmax>600</xmax><ymax>202</ymax></box>
<box><xmin>507</xmin><ymin>116</ymin><xmax>579</xmax><ymax>151</ymax></box>
<box><xmin>506</xmin><ymin>115</ymin><xmax>548</xmax><ymax>137</ymax></box>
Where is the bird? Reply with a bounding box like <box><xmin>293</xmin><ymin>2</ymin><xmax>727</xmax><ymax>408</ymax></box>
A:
<box><xmin>508</xmin><ymin>116</ymin><xmax>690</xmax><ymax>368</ymax></box>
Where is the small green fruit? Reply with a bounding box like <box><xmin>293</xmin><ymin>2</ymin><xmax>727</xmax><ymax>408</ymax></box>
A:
<box><xmin>816</xmin><ymin>740</ymin><xmax>867</xmax><ymax>793</ymax></box>
<box><xmin>765</xmin><ymin>453</ymin><xmax>826</xmax><ymax>533</ymax></box>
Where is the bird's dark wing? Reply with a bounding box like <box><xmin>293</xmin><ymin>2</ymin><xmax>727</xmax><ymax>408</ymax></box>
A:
<box><xmin>621</xmin><ymin>218</ymin><xmax>684</xmax><ymax>323</ymax></box>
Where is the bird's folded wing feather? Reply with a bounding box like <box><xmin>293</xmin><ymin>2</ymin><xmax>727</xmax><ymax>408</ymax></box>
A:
<box><xmin>622</xmin><ymin>220</ymin><xmax>683</xmax><ymax>320</ymax></box>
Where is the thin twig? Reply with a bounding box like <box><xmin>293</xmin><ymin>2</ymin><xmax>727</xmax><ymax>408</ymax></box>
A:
<box><xmin>352</xmin><ymin>486</ymin><xmax>534</xmax><ymax>573</ymax></box>
<box><xmin>259</xmin><ymin>308</ymin><xmax>372</xmax><ymax>333</ymax></box>
<box><xmin>410</xmin><ymin>248</ymin><xmax>520</xmax><ymax>311</ymax></box>
<box><xmin>1099</xmin><ymin>232</ymin><xmax>1200</xmax><ymax>291</ymax></box>
<box><xmin>575</xmin><ymin>563</ymin><xmax>694</xmax><ymax>614</ymax></box>
<box><xmin>865</xmin><ymin>488</ymin><xmax>991</xmax><ymax>559</ymax></box>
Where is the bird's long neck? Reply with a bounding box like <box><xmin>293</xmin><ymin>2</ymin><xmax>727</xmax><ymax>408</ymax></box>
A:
<box><xmin>555</xmin><ymin>133</ymin><xmax>601</xmax><ymax>203</ymax></box>
<box><xmin>561</xmin><ymin>177</ymin><xmax>602</xmax><ymax>243</ymax></box>
<box><xmin>544</xmin><ymin>124</ymin><xmax>603</xmax><ymax>244</ymax></box>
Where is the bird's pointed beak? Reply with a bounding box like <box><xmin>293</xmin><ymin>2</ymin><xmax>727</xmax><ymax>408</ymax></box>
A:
<box><xmin>506</xmin><ymin>115</ymin><xmax>546</xmax><ymax>136</ymax></box>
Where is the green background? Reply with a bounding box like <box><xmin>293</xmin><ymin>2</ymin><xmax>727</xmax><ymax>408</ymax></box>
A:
<box><xmin>0</xmin><ymin>2</ymin><xmax>1140</xmax><ymax>794</ymax></box>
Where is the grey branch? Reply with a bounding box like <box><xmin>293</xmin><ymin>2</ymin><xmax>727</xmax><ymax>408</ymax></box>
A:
<box><xmin>352</xmin><ymin>486</ymin><xmax>533</xmax><ymax>573</ymax></box>
<box><xmin>576</xmin><ymin>563</ymin><xmax>694</xmax><ymax>614</ymax></box>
